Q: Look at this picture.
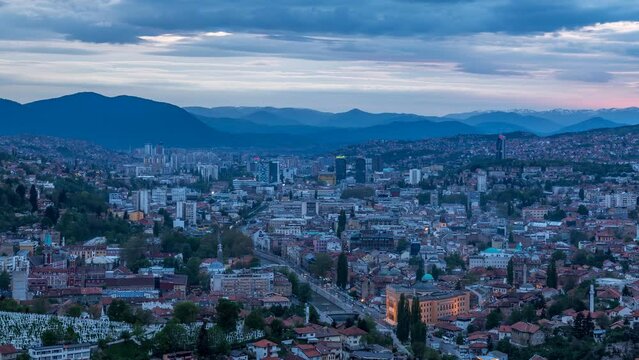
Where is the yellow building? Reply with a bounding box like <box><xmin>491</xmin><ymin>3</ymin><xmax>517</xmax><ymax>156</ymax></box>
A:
<box><xmin>318</xmin><ymin>172</ymin><xmax>336</xmax><ymax>186</ymax></box>
<box><xmin>386</xmin><ymin>285</ymin><xmax>470</xmax><ymax>325</ymax></box>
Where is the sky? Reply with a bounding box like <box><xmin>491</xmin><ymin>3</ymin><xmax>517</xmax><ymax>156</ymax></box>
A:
<box><xmin>1</xmin><ymin>0</ymin><xmax>639</xmax><ymax>115</ymax></box>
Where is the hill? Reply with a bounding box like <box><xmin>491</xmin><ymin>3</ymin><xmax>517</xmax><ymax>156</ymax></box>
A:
<box><xmin>557</xmin><ymin>117</ymin><xmax>622</xmax><ymax>133</ymax></box>
<box><xmin>0</xmin><ymin>93</ymin><xmax>223</xmax><ymax>148</ymax></box>
<box><xmin>461</xmin><ymin>111</ymin><xmax>561</xmax><ymax>134</ymax></box>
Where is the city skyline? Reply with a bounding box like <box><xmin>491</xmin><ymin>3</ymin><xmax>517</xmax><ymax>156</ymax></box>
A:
<box><xmin>1</xmin><ymin>1</ymin><xmax>639</xmax><ymax>114</ymax></box>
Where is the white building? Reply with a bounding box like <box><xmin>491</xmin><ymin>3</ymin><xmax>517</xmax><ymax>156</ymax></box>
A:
<box><xmin>198</xmin><ymin>164</ymin><xmax>219</xmax><ymax>181</ymax></box>
<box><xmin>151</xmin><ymin>187</ymin><xmax>167</xmax><ymax>206</ymax></box>
<box><xmin>29</xmin><ymin>343</ymin><xmax>92</xmax><ymax>359</ymax></box>
<box><xmin>408</xmin><ymin>169</ymin><xmax>422</xmax><ymax>185</ymax></box>
<box><xmin>176</xmin><ymin>201</ymin><xmax>197</xmax><ymax>226</ymax></box>
<box><xmin>477</xmin><ymin>173</ymin><xmax>487</xmax><ymax>193</ymax></box>
<box><xmin>469</xmin><ymin>248</ymin><xmax>513</xmax><ymax>269</ymax></box>
<box><xmin>133</xmin><ymin>190</ymin><xmax>149</xmax><ymax>214</ymax></box>
<box><xmin>171</xmin><ymin>187</ymin><xmax>187</xmax><ymax>202</ymax></box>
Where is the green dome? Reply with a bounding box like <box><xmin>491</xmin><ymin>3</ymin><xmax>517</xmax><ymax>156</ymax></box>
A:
<box><xmin>421</xmin><ymin>273</ymin><xmax>434</xmax><ymax>281</ymax></box>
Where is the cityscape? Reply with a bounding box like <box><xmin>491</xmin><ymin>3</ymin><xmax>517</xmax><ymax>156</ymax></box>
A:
<box><xmin>1</xmin><ymin>1</ymin><xmax>639</xmax><ymax>360</ymax></box>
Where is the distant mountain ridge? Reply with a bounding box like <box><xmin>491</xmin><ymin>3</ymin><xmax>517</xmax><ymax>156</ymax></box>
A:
<box><xmin>1</xmin><ymin>92</ymin><xmax>638</xmax><ymax>150</ymax></box>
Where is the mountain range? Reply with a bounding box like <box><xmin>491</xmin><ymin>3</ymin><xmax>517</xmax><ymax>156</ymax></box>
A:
<box><xmin>0</xmin><ymin>92</ymin><xmax>638</xmax><ymax>150</ymax></box>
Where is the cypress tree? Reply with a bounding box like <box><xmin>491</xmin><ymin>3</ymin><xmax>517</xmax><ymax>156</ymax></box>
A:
<box><xmin>337</xmin><ymin>209</ymin><xmax>347</xmax><ymax>237</ymax></box>
<box><xmin>336</xmin><ymin>252</ymin><xmax>348</xmax><ymax>289</ymax></box>
<box><xmin>410</xmin><ymin>297</ymin><xmax>425</xmax><ymax>344</ymax></box>
<box><xmin>29</xmin><ymin>184</ymin><xmax>38</xmax><ymax>212</ymax></box>
<box><xmin>507</xmin><ymin>258</ymin><xmax>514</xmax><ymax>285</ymax></box>
<box><xmin>547</xmin><ymin>260</ymin><xmax>558</xmax><ymax>289</ymax></box>
<box><xmin>396</xmin><ymin>294</ymin><xmax>410</xmax><ymax>342</ymax></box>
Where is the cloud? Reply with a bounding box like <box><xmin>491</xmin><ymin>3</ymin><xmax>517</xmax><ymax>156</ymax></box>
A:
<box><xmin>556</xmin><ymin>70</ymin><xmax>613</xmax><ymax>83</ymax></box>
<box><xmin>2</xmin><ymin>0</ymin><xmax>639</xmax><ymax>44</ymax></box>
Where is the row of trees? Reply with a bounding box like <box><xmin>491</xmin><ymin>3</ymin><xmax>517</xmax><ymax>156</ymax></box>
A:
<box><xmin>395</xmin><ymin>294</ymin><xmax>428</xmax><ymax>357</ymax></box>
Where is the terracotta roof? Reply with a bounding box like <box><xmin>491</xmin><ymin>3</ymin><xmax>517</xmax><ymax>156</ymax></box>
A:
<box><xmin>0</xmin><ymin>344</ymin><xmax>17</xmax><ymax>354</ymax></box>
<box><xmin>252</xmin><ymin>339</ymin><xmax>277</xmax><ymax>348</ymax></box>
<box><xmin>511</xmin><ymin>321</ymin><xmax>540</xmax><ymax>334</ymax></box>
<box><xmin>338</xmin><ymin>326</ymin><xmax>367</xmax><ymax>336</ymax></box>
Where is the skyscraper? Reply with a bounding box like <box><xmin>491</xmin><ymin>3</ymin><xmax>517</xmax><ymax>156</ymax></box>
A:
<box><xmin>355</xmin><ymin>157</ymin><xmax>366</xmax><ymax>183</ymax></box>
<box><xmin>408</xmin><ymin>169</ymin><xmax>422</xmax><ymax>185</ymax></box>
<box><xmin>496</xmin><ymin>134</ymin><xmax>506</xmax><ymax>160</ymax></box>
<box><xmin>269</xmin><ymin>161</ymin><xmax>280</xmax><ymax>184</ymax></box>
<box><xmin>335</xmin><ymin>156</ymin><xmax>347</xmax><ymax>181</ymax></box>
<box><xmin>372</xmin><ymin>155</ymin><xmax>384</xmax><ymax>172</ymax></box>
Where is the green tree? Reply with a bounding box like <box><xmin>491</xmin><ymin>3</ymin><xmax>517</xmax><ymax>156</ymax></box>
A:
<box><xmin>429</xmin><ymin>265</ymin><xmax>441</xmax><ymax>280</ymax></box>
<box><xmin>245</xmin><ymin>310</ymin><xmax>265</xmax><ymax>331</ymax></box>
<box><xmin>66</xmin><ymin>304</ymin><xmax>83</xmax><ymax>318</ymax></box>
<box><xmin>215</xmin><ymin>299</ymin><xmax>240</xmax><ymax>331</ymax></box>
<box><xmin>507</xmin><ymin>258</ymin><xmax>514</xmax><ymax>285</ymax></box>
<box><xmin>173</xmin><ymin>302</ymin><xmax>199</xmax><ymax>323</ymax></box>
<box><xmin>337</xmin><ymin>209</ymin><xmax>346</xmax><ymax>237</ymax></box>
<box><xmin>29</xmin><ymin>184</ymin><xmax>38</xmax><ymax>212</ymax></box>
<box><xmin>196</xmin><ymin>322</ymin><xmax>210</xmax><ymax>358</ymax></box>
<box><xmin>123</xmin><ymin>236</ymin><xmax>149</xmax><ymax>273</ymax></box>
<box><xmin>15</xmin><ymin>184</ymin><xmax>26</xmax><ymax>201</ymax></box>
<box><xmin>579</xmin><ymin>188</ymin><xmax>585</xmax><ymax>201</ymax></box>
<box><xmin>547</xmin><ymin>260</ymin><xmax>558</xmax><ymax>289</ymax></box>
<box><xmin>0</xmin><ymin>271</ymin><xmax>10</xmax><ymax>291</ymax></box>
<box><xmin>152</xmin><ymin>320</ymin><xmax>187</xmax><ymax>355</ymax></box>
<box><xmin>416</xmin><ymin>258</ymin><xmax>425</xmax><ymax>282</ymax></box>
<box><xmin>410</xmin><ymin>297</ymin><xmax>425</xmax><ymax>344</ymax></box>
<box><xmin>485</xmin><ymin>308</ymin><xmax>503</xmax><ymax>330</ymax></box>
<box><xmin>297</xmin><ymin>283</ymin><xmax>312</xmax><ymax>303</ymax></box>
<box><xmin>396</xmin><ymin>294</ymin><xmax>410</xmax><ymax>342</ymax></box>
<box><xmin>577</xmin><ymin>205</ymin><xmax>589</xmax><ymax>216</ymax></box>
<box><xmin>336</xmin><ymin>252</ymin><xmax>348</xmax><ymax>289</ymax></box>
<box><xmin>311</xmin><ymin>253</ymin><xmax>333</xmax><ymax>278</ymax></box>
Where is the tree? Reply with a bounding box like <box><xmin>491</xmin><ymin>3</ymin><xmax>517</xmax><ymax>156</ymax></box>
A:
<box><xmin>153</xmin><ymin>221</ymin><xmax>161</xmax><ymax>237</ymax></box>
<box><xmin>547</xmin><ymin>261</ymin><xmax>558</xmax><ymax>289</ymax></box>
<box><xmin>196</xmin><ymin>322</ymin><xmax>210</xmax><ymax>358</ymax></box>
<box><xmin>337</xmin><ymin>209</ymin><xmax>346</xmax><ymax>237</ymax></box>
<box><xmin>336</xmin><ymin>252</ymin><xmax>348</xmax><ymax>289</ymax></box>
<box><xmin>215</xmin><ymin>299</ymin><xmax>240</xmax><ymax>331</ymax></box>
<box><xmin>108</xmin><ymin>299</ymin><xmax>134</xmax><ymax>323</ymax></box>
<box><xmin>410</xmin><ymin>297</ymin><xmax>425</xmax><ymax>344</ymax></box>
<box><xmin>579</xmin><ymin>188</ymin><xmax>585</xmax><ymax>201</ymax></box>
<box><xmin>396</xmin><ymin>294</ymin><xmax>410</xmax><ymax>342</ymax></box>
<box><xmin>485</xmin><ymin>308</ymin><xmax>503</xmax><ymax>330</ymax></box>
<box><xmin>66</xmin><ymin>304</ymin><xmax>83</xmax><ymax>318</ymax></box>
<box><xmin>297</xmin><ymin>283</ymin><xmax>312</xmax><ymax>303</ymax></box>
<box><xmin>29</xmin><ymin>184</ymin><xmax>38</xmax><ymax>212</ymax></box>
<box><xmin>15</xmin><ymin>184</ymin><xmax>25</xmax><ymax>201</ymax></box>
<box><xmin>311</xmin><ymin>253</ymin><xmax>333</xmax><ymax>278</ymax></box>
<box><xmin>245</xmin><ymin>310</ymin><xmax>265</xmax><ymax>331</ymax></box>
<box><xmin>153</xmin><ymin>320</ymin><xmax>187</xmax><ymax>355</ymax></box>
<box><xmin>416</xmin><ymin>258</ymin><xmax>425</xmax><ymax>282</ymax></box>
<box><xmin>573</xmin><ymin>312</ymin><xmax>593</xmax><ymax>339</ymax></box>
<box><xmin>44</xmin><ymin>206</ymin><xmax>59</xmax><ymax>225</ymax></box>
<box><xmin>577</xmin><ymin>205</ymin><xmax>589</xmax><ymax>216</ymax></box>
<box><xmin>173</xmin><ymin>302</ymin><xmax>199</xmax><ymax>323</ymax></box>
<box><xmin>0</xmin><ymin>271</ymin><xmax>9</xmax><ymax>291</ymax></box>
<box><xmin>429</xmin><ymin>265</ymin><xmax>441</xmax><ymax>280</ymax></box>
<box><xmin>123</xmin><ymin>236</ymin><xmax>149</xmax><ymax>273</ymax></box>
<box><xmin>507</xmin><ymin>258</ymin><xmax>514</xmax><ymax>285</ymax></box>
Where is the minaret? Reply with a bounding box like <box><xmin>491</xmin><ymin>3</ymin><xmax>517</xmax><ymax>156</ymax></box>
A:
<box><xmin>589</xmin><ymin>284</ymin><xmax>595</xmax><ymax>313</ymax></box>
<box><xmin>217</xmin><ymin>243</ymin><xmax>223</xmax><ymax>262</ymax></box>
<box><xmin>305</xmin><ymin>303</ymin><xmax>310</xmax><ymax>325</ymax></box>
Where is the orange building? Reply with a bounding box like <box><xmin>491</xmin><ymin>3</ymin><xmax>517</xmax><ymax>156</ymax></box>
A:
<box><xmin>386</xmin><ymin>285</ymin><xmax>470</xmax><ymax>326</ymax></box>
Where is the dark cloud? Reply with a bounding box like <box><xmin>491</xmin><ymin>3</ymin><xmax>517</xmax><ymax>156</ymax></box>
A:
<box><xmin>556</xmin><ymin>70</ymin><xmax>613</xmax><ymax>83</ymax></box>
<box><xmin>1</xmin><ymin>0</ymin><xmax>638</xmax><ymax>44</ymax></box>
